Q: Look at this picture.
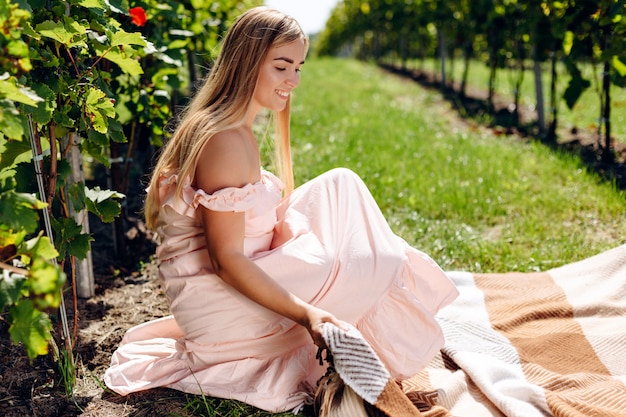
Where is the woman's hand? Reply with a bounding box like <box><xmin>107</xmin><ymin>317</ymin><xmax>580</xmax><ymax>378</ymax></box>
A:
<box><xmin>300</xmin><ymin>305</ymin><xmax>345</xmax><ymax>350</ymax></box>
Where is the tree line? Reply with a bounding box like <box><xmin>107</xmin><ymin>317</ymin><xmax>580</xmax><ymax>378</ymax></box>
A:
<box><xmin>315</xmin><ymin>0</ymin><xmax>626</xmax><ymax>159</ymax></box>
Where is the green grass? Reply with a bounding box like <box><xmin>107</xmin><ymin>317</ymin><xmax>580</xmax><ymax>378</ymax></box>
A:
<box><xmin>178</xmin><ymin>396</ymin><xmax>297</xmax><ymax>417</ymax></box>
<box><xmin>290</xmin><ymin>57</ymin><xmax>625</xmax><ymax>273</ymax></box>
<box><xmin>192</xmin><ymin>57</ymin><xmax>626</xmax><ymax>415</ymax></box>
<box><xmin>406</xmin><ymin>57</ymin><xmax>626</xmax><ymax>142</ymax></box>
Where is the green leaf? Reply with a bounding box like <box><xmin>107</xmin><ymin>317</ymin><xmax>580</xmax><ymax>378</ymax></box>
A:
<box><xmin>86</xmin><ymin>196</ymin><xmax>122</xmax><ymax>222</ymax></box>
<box><xmin>0</xmin><ymin>174</ymin><xmax>17</xmax><ymax>193</ymax></box>
<box><xmin>66</xmin><ymin>232</ymin><xmax>92</xmax><ymax>260</ymax></box>
<box><xmin>562</xmin><ymin>31</ymin><xmax>574</xmax><ymax>56</ymax></box>
<box><xmin>52</xmin><ymin>216</ymin><xmax>93</xmax><ymax>260</ymax></box>
<box><xmin>52</xmin><ymin>215</ymin><xmax>82</xmax><ymax>238</ymax></box>
<box><xmin>24</xmin><ymin>83</ymin><xmax>56</xmax><ymax>125</ymax></box>
<box><xmin>76</xmin><ymin>0</ymin><xmax>106</xmax><ymax>11</ymax></box>
<box><xmin>86</xmin><ymin>129</ymin><xmax>108</xmax><ymax>146</ymax></box>
<box><xmin>168</xmin><ymin>39</ymin><xmax>189</xmax><ymax>49</ymax></box>
<box><xmin>9</xmin><ymin>299</ymin><xmax>52</xmax><ymax>359</ymax></box>
<box><xmin>85</xmin><ymin>186</ymin><xmax>124</xmax><ymax>222</ymax></box>
<box><xmin>85</xmin><ymin>87</ymin><xmax>115</xmax><ymax>117</ymax></box>
<box><xmin>53</xmin><ymin>103</ymin><xmax>75</xmax><ymax>129</ymax></box>
<box><xmin>29</xmin><ymin>257</ymin><xmax>64</xmax><ymax>302</ymax></box>
<box><xmin>104</xmin><ymin>0</ymin><xmax>129</xmax><ymax>14</ymax></box>
<box><xmin>0</xmin><ymin>227</ymin><xmax>26</xmax><ymax>251</ymax></box>
<box><xmin>67</xmin><ymin>182</ymin><xmax>86</xmax><ymax>213</ymax></box>
<box><xmin>0</xmin><ymin>270</ymin><xmax>26</xmax><ymax>311</ymax></box>
<box><xmin>20</xmin><ymin>20</ymin><xmax>40</xmax><ymax>39</ymax></box>
<box><xmin>96</xmin><ymin>47</ymin><xmax>143</xmax><ymax>76</ymax></box>
<box><xmin>0</xmin><ymin>100</ymin><xmax>25</xmax><ymax>140</ymax></box>
<box><xmin>12</xmin><ymin>161</ymin><xmax>36</xmax><ymax>194</ymax></box>
<box><xmin>0</xmin><ymin>190</ymin><xmax>46</xmax><ymax>233</ymax></box>
<box><xmin>6</xmin><ymin>40</ymin><xmax>29</xmax><ymax>59</ymax></box>
<box><xmin>85</xmin><ymin>87</ymin><xmax>115</xmax><ymax>134</ymax></box>
<box><xmin>82</xmin><ymin>140</ymin><xmax>109</xmax><ymax>166</ymax></box>
<box><xmin>13</xmin><ymin>0</ymin><xmax>34</xmax><ymax>12</ymax></box>
<box><xmin>0</xmin><ymin>137</ymin><xmax>31</xmax><ymax>171</ymax></box>
<box><xmin>89</xmin><ymin>112</ymin><xmax>108</xmax><ymax>133</ymax></box>
<box><xmin>109</xmin><ymin>30</ymin><xmax>147</xmax><ymax>47</ymax></box>
<box><xmin>0</xmin><ymin>76</ymin><xmax>43</xmax><ymax>106</ymax></box>
<box><xmin>35</xmin><ymin>18</ymin><xmax>87</xmax><ymax>48</ymax></box>
<box><xmin>106</xmin><ymin>118</ymin><xmax>126</xmax><ymax>143</ymax></box>
<box><xmin>22</xmin><ymin>235</ymin><xmax>59</xmax><ymax>261</ymax></box>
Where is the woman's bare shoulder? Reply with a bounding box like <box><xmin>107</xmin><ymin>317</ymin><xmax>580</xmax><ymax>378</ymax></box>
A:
<box><xmin>195</xmin><ymin>127</ymin><xmax>258</xmax><ymax>194</ymax></box>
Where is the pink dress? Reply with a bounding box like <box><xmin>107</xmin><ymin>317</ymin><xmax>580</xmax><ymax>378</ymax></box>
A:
<box><xmin>104</xmin><ymin>167</ymin><xmax>458</xmax><ymax>412</ymax></box>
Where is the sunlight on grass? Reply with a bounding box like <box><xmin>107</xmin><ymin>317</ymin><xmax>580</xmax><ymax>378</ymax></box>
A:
<box><xmin>290</xmin><ymin>57</ymin><xmax>625</xmax><ymax>273</ymax></box>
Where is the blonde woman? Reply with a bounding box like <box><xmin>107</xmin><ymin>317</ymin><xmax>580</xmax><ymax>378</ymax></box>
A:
<box><xmin>104</xmin><ymin>6</ymin><xmax>458</xmax><ymax>413</ymax></box>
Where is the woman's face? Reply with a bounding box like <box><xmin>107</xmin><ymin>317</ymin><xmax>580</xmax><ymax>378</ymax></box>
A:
<box><xmin>251</xmin><ymin>38</ymin><xmax>307</xmax><ymax>114</ymax></box>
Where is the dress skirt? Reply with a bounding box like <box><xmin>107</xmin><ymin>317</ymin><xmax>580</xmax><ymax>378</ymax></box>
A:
<box><xmin>103</xmin><ymin>167</ymin><xmax>458</xmax><ymax>412</ymax></box>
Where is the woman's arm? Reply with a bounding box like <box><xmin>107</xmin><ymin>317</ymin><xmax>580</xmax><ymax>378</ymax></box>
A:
<box><xmin>195</xmin><ymin>129</ymin><xmax>342</xmax><ymax>348</ymax></box>
<box><xmin>200</xmin><ymin>208</ymin><xmax>339</xmax><ymax>347</ymax></box>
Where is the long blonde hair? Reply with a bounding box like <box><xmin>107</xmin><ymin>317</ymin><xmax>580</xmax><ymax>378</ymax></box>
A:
<box><xmin>144</xmin><ymin>6</ymin><xmax>307</xmax><ymax>229</ymax></box>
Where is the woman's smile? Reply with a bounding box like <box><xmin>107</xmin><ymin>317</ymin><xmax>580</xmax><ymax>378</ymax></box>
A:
<box><xmin>276</xmin><ymin>89</ymin><xmax>290</xmax><ymax>99</ymax></box>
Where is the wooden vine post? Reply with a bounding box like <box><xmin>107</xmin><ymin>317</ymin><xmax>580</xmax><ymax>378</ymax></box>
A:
<box><xmin>64</xmin><ymin>133</ymin><xmax>95</xmax><ymax>298</ymax></box>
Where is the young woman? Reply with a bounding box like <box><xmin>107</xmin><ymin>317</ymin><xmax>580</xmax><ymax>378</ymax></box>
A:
<box><xmin>104</xmin><ymin>6</ymin><xmax>458</xmax><ymax>412</ymax></box>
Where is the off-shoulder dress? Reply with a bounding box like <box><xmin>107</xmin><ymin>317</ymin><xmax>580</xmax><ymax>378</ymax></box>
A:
<box><xmin>103</xmin><ymin>167</ymin><xmax>458</xmax><ymax>412</ymax></box>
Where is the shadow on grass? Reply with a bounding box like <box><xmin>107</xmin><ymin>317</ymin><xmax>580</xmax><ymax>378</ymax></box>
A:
<box><xmin>379</xmin><ymin>63</ymin><xmax>626</xmax><ymax>192</ymax></box>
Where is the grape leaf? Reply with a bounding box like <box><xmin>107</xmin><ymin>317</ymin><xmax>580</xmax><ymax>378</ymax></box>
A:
<box><xmin>9</xmin><ymin>300</ymin><xmax>52</xmax><ymax>359</ymax></box>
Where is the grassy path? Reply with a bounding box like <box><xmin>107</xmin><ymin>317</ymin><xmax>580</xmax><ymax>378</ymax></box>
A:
<box><xmin>283</xmin><ymin>57</ymin><xmax>625</xmax><ymax>273</ymax></box>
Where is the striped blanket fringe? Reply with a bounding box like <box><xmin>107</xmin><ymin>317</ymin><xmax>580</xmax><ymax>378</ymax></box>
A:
<box><xmin>402</xmin><ymin>244</ymin><xmax>626</xmax><ymax>417</ymax></box>
<box><xmin>315</xmin><ymin>322</ymin><xmax>424</xmax><ymax>416</ymax></box>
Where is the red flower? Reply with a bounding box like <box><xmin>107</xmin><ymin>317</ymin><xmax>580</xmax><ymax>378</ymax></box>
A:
<box><xmin>129</xmin><ymin>7</ymin><xmax>147</xmax><ymax>27</ymax></box>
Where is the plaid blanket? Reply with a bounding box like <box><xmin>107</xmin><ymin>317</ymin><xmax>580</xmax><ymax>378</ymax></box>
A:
<box><xmin>404</xmin><ymin>244</ymin><xmax>626</xmax><ymax>417</ymax></box>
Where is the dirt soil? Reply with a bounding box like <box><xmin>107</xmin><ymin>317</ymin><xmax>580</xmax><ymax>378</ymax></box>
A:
<box><xmin>0</xmin><ymin>248</ymin><xmax>201</xmax><ymax>416</ymax></box>
<box><xmin>1</xmin><ymin>62</ymin><xmax>625</xmax><ymax>417</ymax></box>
